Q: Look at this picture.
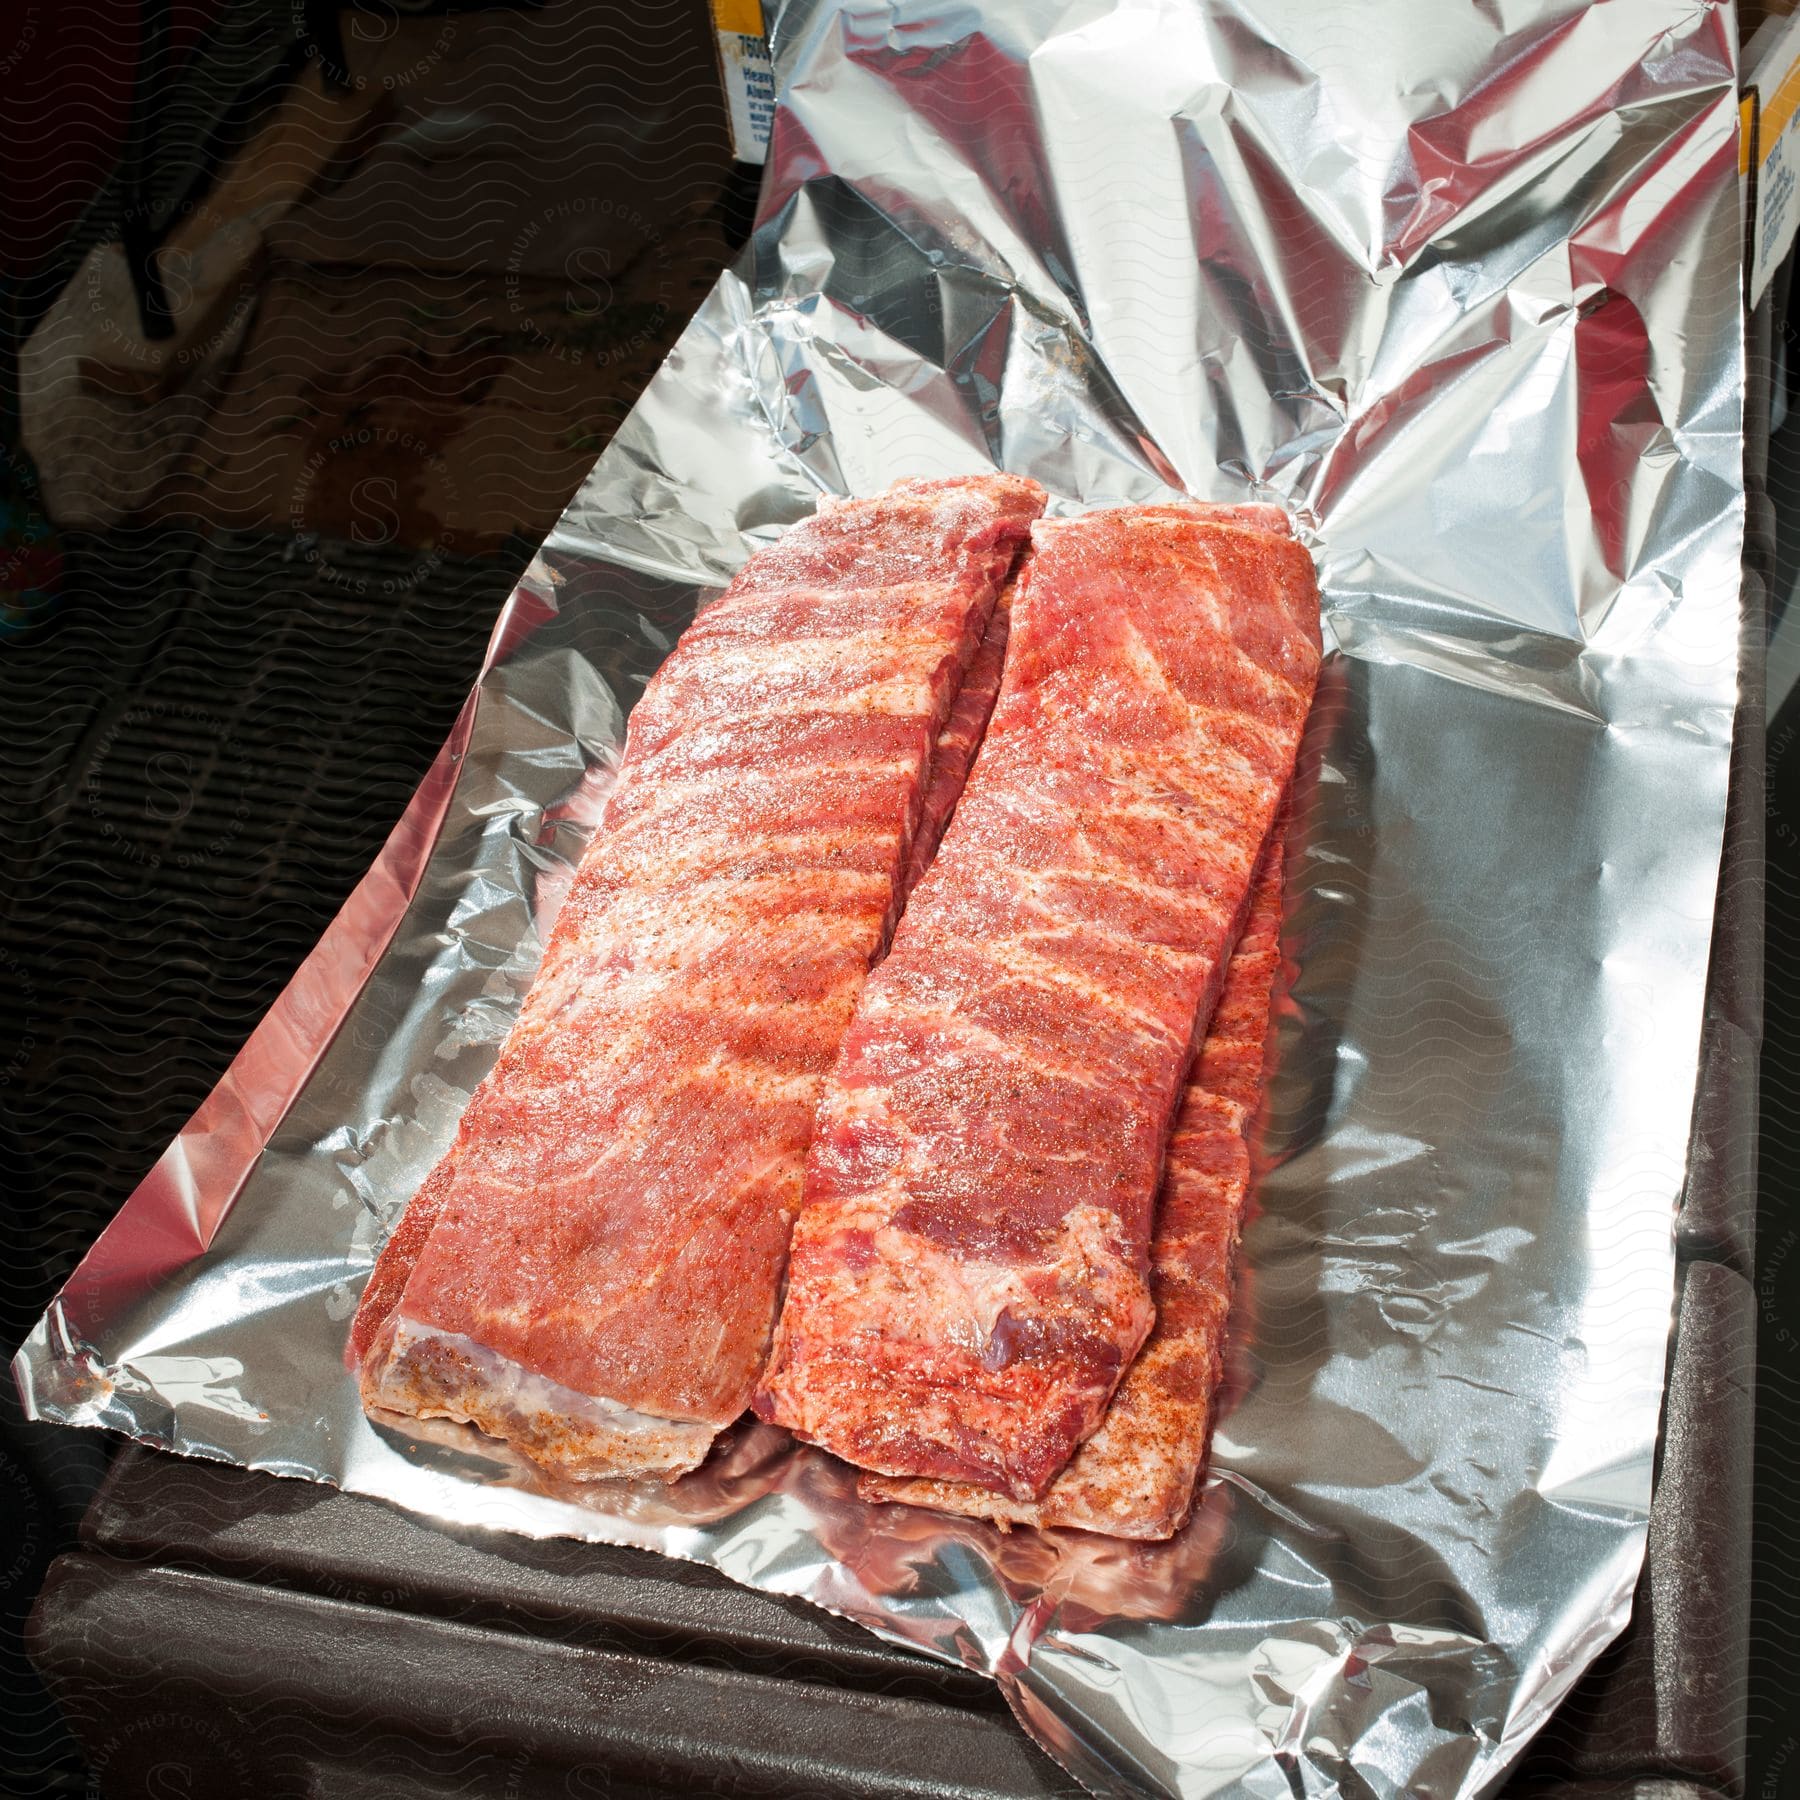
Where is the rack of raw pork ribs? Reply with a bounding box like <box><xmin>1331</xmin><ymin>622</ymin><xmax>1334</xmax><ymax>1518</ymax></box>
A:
<box><xmin>350</xmin><ymin>475</ymin><xmax>1323</xmax><ymax>1542</ymax></box>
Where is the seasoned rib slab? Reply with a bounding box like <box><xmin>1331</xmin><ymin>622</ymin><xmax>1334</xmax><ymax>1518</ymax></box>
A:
<box><xmin>862</xmin><ymin>827</ymin><xmax>1286</xmax><ymax>1538</ymax></box>
<box><xmin>755</xmin><ymin>505</ymin><xmax>1319</xmax><ymax>1501</ymax></box>
<box><xmin>355</xmin><ymin>474</ymin><xmax>1046</xmax><ymax>1480</ymax></box>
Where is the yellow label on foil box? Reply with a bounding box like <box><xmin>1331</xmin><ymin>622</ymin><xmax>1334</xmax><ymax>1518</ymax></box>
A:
<box><xmin>711</xmin><ymin>0</ymin><xmax>774</xmax><ymax>165</ymax></box>
<box><xmin>713</xmin><ymin>0</ymin><xmax>765</xmax><ymax>34</ymax></box>
<box><xmin>1748</xmin><ymin>9</ymin><xmax>1800</xmax><ymax>302</ymax></box>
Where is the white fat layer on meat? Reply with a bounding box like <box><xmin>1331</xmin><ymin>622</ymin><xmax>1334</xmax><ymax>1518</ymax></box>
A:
<box><xmin>969</xmin><ymin>941</ymin><xmax>1200</xmax><ymax>1047</ymax></box>
<box><xmin>520</xmin><ymin>896</ymin><xmax>886</xmax><ymax>1023</ymax></box>
<box><xmin>649</xmin><ymin>630</ymin><xmax>948</xmax><ymax>694</ymax></box>
<box><xmin>1107</xmin><ymin>609</ymin><xmax>1314</xmax><ymax>729</ymax></box>
<box><xmin>804</xmin><ymin>1203</ymin><xmax>1144</xmax><ymax>1360</ymax></box>
<box><xmin>532</xmin><ymin>1065</ymin><xmax>820</xmax><ymax>1200</ymax></box>
<box><xmin>1015</xmin><ymin>861</ymin><xmax>1230</xmax><ymax>913</ymax></box>
<box><xmin>605</xmin><ymin>758</ymin><xmax>921</xmax><ymax>823</ymax></box>
<box><xmin>829</xmin><ymin>1007</ymin><xmax>1135</xmax><ymax>1098</ymax></box>
<box><xmin>366</xmin><ymin>1317</ymin><xmax>718</xmax><ymax>1478</ymax></box>
<box><xmin>652</xmin><ymin>679</ymin><xmax>944</xmax><ymax>733</ymax></box>
<box><xmin>704</xmin><ymin>575</ymin><xmax>950</xmax><ymax>610</ymax></box>
<box><xmin>590</xmin><ymin>872</ymin><xmax>892</xmax><ymax>922</ymax></box>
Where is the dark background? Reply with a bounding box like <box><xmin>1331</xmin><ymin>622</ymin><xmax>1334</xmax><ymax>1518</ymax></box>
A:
<box><xmin>0</xmin><ymin>3</ymin><xmax>1792</xmax><ymax>1797</ymax></box>
<box><xmin>0</xmin><ymin>2</ymin><xmax>742</xmax><ymax>1790</ymax></box>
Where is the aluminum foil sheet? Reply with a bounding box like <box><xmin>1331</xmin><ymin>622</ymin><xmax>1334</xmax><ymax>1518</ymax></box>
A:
<box><xmin>15</xmin><ymin>3</ymin><xmax>1747</xmax><ymax>1795</ymax></box>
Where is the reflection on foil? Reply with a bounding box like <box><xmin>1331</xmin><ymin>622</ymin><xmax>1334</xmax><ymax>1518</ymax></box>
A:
<box><xmin>13</xmin><ymin>2</ymin><xmax>1744</xmax><ymax>1795</ymax></box>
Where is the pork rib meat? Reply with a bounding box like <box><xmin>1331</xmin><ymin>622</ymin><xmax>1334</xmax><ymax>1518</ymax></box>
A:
<box><xmin>755</xmin><ymin>504</ymin><xmax>1319</xmax><ymax>1501</ymax></box>
<box><xmin>353</xmin><ymin>474</ymin><xmax>1046</xmax><ymax>1480</ymax></box>
<box><xmin>863</xmin><ymin>823</ymin><xmax>1286</xmax><ymax>1538</ymax></box>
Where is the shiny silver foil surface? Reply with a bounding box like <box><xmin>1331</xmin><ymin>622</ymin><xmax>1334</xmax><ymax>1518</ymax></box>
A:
<box><xmin>15</xmin><ymin>3</ymin><xmax>1747</xmax><ymax>1795</ymax></box>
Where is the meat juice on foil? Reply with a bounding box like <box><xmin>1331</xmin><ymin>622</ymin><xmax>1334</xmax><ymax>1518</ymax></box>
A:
<box><xmin>14</xmin><ymin>3</ymin><xmax>1747</xmax><ymax>1796</ymax></box>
